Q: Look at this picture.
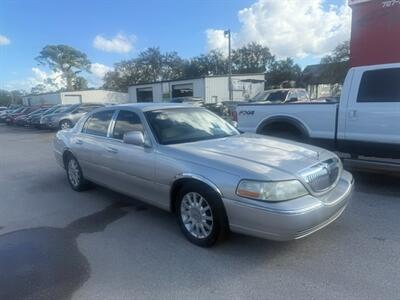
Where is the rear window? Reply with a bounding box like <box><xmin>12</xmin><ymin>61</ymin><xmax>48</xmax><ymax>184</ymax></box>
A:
<box><xmin>82</xmin><ymin>110</ymin><xmax>114</xmax><ymax>137</ymax></box>
<box><xmin>357</xmin><ymin>68</ymin><xmax>400</xmax><ymax>103</ymax></box>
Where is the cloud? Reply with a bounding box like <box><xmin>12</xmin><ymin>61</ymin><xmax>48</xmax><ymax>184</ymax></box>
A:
<box><xmin>88</xmin><ymin>63</ymin><xmax>113</xmax><ymax>86</ymax></box>
<box><xmin>0</xmin><ymin>34</ymin><xmax>10</xmax><ymax>46</ymax></box>
<box><xmin>3</xmin><ymin>68</ymin><xmax>65</xmax><ymax>92</ymax></box>
<box><xmin>93</xmin><ymin>33</ymin><xmax>136</xmax><ymax>53</ymax></box>
<box><xmin>90</xmin><ymin>63</ymin><xmax>112</xmax><ymax>79</ymax></box>
<box><xmin>206</xmin><ymin>0</ymin><xmax>351</xmax><ymax>59</ymax></box>
<box><xmin>206</xmin><ymin>29</ymin><xmax>229</xmax><ymax>55</ymax></box>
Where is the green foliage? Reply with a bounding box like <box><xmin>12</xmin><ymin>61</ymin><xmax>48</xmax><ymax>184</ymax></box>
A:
<box><xmin>102</xmin><ymin>44</ymin><xmax>275</xmax><ymax>92</ymax></box>
<box><xmin>232</xmin><ymin>42</ymin><xmax>274</xmax><ymax>73</ymax></box>
<box><xmin>265</xmin><ymin>58</ymin><xmax>301</xmax><ymax>88</ymax></box>
<box><xmin>319</xmin><ymin>41</ymin><xmax>350</xmax><ymax>84</ymax></box>
<box><xmin>321</xmin><ymin>41</ymin><xmax>350</xmax><ymax>64</ymax></box>
<box><xmin>0</xmin><ymin>89</ymin><xmax>25</xmax><ymax>106</ymax></box>
<box><xmin>72</xmin><ymin>76</ymin><xmax>88</xmax><ymax>90</ymax></box>
<box><xmin>35</xmin><ymin>45</ymin><xmax>91</xmax><ymax>91</ymax></box>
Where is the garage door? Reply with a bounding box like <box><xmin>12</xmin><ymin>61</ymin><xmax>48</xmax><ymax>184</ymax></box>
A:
<box><xmin>63</xmin><ymin>95</ymin><xmax>82</xmax><ymax>104</ymax></box>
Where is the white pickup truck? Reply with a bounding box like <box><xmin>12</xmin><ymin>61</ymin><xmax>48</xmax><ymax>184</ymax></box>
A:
<box><xmin>235</xmin><ymin>63</ymin><xmax>400</xmax><ymax>169</ymax></box>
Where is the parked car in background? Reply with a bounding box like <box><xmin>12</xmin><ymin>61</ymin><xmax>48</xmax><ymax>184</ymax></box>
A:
<box><xmin>54</xmin><ymin>103</ymin><xmax>353</xmax><ymax>247</ymax></box>
<box><xmin>42</xmin><ymin>103</ymin><xmax>104</xmax><ymax>130</ymax></box>
<box><xmin>169</xmin><ymin>97</ymin><xmax>204</xmax><ymax>107</ymax></box>
<box><xmin>5</xmin><ymin>106</ymin><xmax>38</xmax><ymax>125</ymax></box>
<box><xmin>249</xmin><ymin>88</ymin><xmax>310</xmax><ymax>103</ymax></box>
<box><xmin>0</xmin><ymin>106</ymin><xmax>25</xmax><ymax>123</ymax></box>
<box><xmin>235</xmin><ymin>63</ymin><xmax>400</xmax><ymax>169</ymax></box>
<box><xmin>29</xmin><ymin>105</ymin><xmax>64</xmax><ymax>128</ymax></box>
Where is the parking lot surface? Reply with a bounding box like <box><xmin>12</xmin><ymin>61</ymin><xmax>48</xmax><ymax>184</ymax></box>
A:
<box><xmin>0</xmin><ymin>124</ymin><xmax>399</xmax><ymax>300</ymax></box>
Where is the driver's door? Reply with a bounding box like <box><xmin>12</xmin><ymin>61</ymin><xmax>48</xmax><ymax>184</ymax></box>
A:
<box><xmin>100</xmin><ymin>109</ymin><xmax>159</xmax><ymax>206</ymax></box>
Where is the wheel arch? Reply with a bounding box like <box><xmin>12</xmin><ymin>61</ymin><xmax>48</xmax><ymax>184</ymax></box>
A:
<box><xmin>62</xmin><ymin>149</ymin><xmax>75</xmax><ymax>168</ymax></box>
<box><xmin>169</xmin><ymin>173</ymin><xmax>223</xmax><ymax>212</ymax></box>
<box><xmin>256</xmin><ymin>115</ymin><xmax>310</xmax><ymax>138</ymax></box>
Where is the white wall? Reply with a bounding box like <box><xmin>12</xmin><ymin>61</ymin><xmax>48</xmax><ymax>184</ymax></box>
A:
<box><xmin>22</xmin><ymin>93</ymin><xmax>61</xmax><ymax>106</ymax></box>
<box><xmin>23</xmin><ymin>90</ymin><xmax>128</xmax><ymax>106</ymax></box>
<box><xmin>61</xmin><ymin>90</ymin><xmax>129</xmax><ymax>104</ymax></box>
<box><xmin>128</xmin><ymin>74</ymin><xmax>264</xmax><ymax>104</ymax></box>
<box><xmin>129</xmin><ymin>79</ymin><xmax>205</xmax><ymax>103</ymax></box>
<box><xmin>205</xmin><ymin>74</ymin><xmax>264</xmax><ymax>103</ymax></box>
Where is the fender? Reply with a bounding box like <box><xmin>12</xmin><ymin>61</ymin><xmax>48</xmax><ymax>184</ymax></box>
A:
<box><xmin>171</xmin><ymin>173</ymin><xmax>223</xmax><ymax>197</ymax></box>
<box><xmin>256</xmin><ymin>115</ymin><xmax>310</xmax><ymax>137</ymax></box>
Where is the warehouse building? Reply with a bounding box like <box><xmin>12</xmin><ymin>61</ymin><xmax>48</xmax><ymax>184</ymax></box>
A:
<box><xmin>128</xmin><ymin>74</ymin><xmax>265</xmax><ymax>103</ymax></box>
<box><xmin>22</xmin><ymin>89</ymin><xmax>129</xmax><ymax>106</ymax></box>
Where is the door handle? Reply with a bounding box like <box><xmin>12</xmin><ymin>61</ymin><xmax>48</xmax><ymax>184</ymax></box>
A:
<box><xmin>75</xmin><ymin>139</ymin><xmax>83</xmax><ymax>145</ymax></box>
<box><xmin>106</xmin><ymin>147</ymin><xmax>118</xmax><ymax>154</ymax></box>
<box><xmin>348</xmin><ymin>110</ymin><xmax>357</xmax><ymax>118</ymax></box>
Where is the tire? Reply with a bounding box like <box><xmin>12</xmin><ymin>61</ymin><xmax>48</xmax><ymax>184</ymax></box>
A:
<box><xmin>59</xmin><ymin>119</ymin><xmax>72</xmax><ymax>130</ymax></box>
<box><xmin>65</xmin><ymin>155</ymin><xmax>90</xmax><ymax>191</ymax></box>
<box><xmin>176</xmin><ymin>182</ymin><xmax>229</xmax><ymax>247</ymax></box>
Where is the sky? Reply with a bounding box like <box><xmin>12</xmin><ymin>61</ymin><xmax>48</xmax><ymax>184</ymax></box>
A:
<box><xmin>0</xmin><ymin>0</ymin><xmax>351</xmax><ymax>92</ymax></box>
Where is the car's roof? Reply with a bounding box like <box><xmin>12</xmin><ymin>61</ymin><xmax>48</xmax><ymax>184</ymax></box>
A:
<box><xmin>110</xmin><ymin>102</ymin><xmax>192</xmax><ymax>112</ymax></box>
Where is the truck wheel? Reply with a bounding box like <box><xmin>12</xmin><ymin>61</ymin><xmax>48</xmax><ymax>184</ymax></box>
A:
<box><xmin>176</xmin><ymin>183</ymin><xmax>229</xmax><ymax>247</ymax></box>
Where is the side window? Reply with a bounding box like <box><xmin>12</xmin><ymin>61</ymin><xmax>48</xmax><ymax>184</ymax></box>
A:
<box><xmin>288</xmin><ymin>91</ymin><xmax>298</xmax><ymax>101</ymax></box>
<box><xmin>82</xmin><ymin>110</ymin><xmax>114</xmax><ymax>137</ymax></box>
<box><xmin>112</xmin><ymin>110</ymin><xmax>143</xmax><ymax>140</ymax></box>
<box><xmin>357</xmin><ymin>68</ymin><xmax>400</xmax><ymax>103</ymax></box>
<box><xmin>76</xmin><ymin>106</ymin><xmax>100</xmax><ymax>113</ymax></box>
<box><xmin>298</xmin><ymin>90</ymin><xmax>308</xmax><ymax>101</ymax></box>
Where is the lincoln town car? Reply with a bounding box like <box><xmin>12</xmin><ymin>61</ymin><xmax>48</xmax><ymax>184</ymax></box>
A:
<box><xmin>54</xmin><ymin>104</ymin><xmax>353</xmax><ymax>247</ymax></box>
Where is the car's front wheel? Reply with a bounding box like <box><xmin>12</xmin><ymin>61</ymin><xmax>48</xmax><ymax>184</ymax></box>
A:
<box><xmin>66</xmin><ymin>155</ymin><xmax>90</xmax><ymax>191</ymax></box>
<box><xmin>176</xmin><ymin>183</ymin><xmax>229</xmax><ymax>247</ymax></box>
<box><xmin>59</xmin><ymin>120</ymin><xmax>72</xmax><ymax>130</ymax></box>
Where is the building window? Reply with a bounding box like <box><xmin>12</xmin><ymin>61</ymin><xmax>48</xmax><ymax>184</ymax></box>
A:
<box><xmin>172</xmin><ymin>84</ymin><xmax>193</xmax><ymax>98</ymax></box>
<box><xmin>137</xmin><ymin>87</ymin><xmax>153</xmax><ymax>102</ymax></box>
<box><xmin>357</xmin><ymin>68</ymin><xmax>400</xmax><ymax>103</ymax></box>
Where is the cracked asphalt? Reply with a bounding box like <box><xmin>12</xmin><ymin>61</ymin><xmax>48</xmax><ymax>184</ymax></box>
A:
<box><xmin>0</xmin><ymin>124</ymin><xmax>399</xmax><ymax>300</ymax></box>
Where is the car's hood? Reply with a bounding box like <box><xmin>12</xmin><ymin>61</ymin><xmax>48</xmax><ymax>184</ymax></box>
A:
<box><xmin>164</xmin><ymin>133</ymin><xmax>334</xmax><ymax>180</ymax></box>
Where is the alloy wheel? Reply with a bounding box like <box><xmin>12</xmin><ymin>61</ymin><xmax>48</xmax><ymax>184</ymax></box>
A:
<box><xmin>180</xmin><ymin>192</ymin><xmax>214</xmax><ymax>239</ymax></box>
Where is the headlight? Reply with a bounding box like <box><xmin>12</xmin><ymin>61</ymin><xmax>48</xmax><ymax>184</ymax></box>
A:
<box><xmin>236</xmin><ymin>179</ymin><xmax>308</xmax><ymax>202</ymax></box>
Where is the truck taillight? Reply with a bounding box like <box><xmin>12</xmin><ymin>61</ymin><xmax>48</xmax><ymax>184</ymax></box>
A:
<box><xmin>231</xmin><ymin>111</ymin><xmax>238</xmax><ymax>122</ymax></box>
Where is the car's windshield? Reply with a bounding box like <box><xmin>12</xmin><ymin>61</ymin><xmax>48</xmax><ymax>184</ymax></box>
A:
<box><xmin>251</xmin><ymin>90</ymin><xmax>288</xmax><ymax>102</ymax></box>
<box><xmin>145</xmin><ymin>108</ymin><xmax>239</xmax><ymax>145</ymax></box>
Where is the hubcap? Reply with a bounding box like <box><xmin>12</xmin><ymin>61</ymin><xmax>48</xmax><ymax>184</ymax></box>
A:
<box><xmin>180</xmin><ymin>192</ymin><xmax>213</xmax><ymax>239</ymax></box>
<box><xmin>68</xmin><ymin>159</ymin><xmax>80</xmax><ymax>187</ymax></box>
<box><xmin>61</xmin><ymin>121</ymin><xmax>71</xmax><ymax>129</ymax></box>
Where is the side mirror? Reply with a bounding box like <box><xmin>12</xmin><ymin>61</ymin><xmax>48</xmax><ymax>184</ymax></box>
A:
<box><xmin>287</xmin><ymin>97</ymin><xmax>298</xmax><ymax>103</ymax></box>
<box><xmin>123</xmin><ymin>131</ymin><xmax>146</xmax><ymax>147</ymax></box>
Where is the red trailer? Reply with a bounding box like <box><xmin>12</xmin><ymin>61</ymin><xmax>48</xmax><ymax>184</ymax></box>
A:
<box><xmin>349</xmin><ymin>0</ymin><xmax>400</xmax><ymax>67</ymax></box>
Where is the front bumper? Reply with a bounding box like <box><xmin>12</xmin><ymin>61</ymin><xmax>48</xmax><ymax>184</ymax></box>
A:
<box><xmin>223</xmin><ymin>170</ymin><xmax>353</xmax><ymax>241</ymax></box>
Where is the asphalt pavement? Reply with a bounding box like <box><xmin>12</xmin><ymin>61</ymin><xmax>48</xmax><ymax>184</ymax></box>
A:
<box><xmin>0</xmin><ymin>124</ymin><xmax>399</xmax><ymax>300</ymax></box>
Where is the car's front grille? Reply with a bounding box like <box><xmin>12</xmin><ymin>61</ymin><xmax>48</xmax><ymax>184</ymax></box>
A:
<box><xmin>300</xmin><ymin>158</ymin><xmax>341</xmax><ymax>193</ymax></box>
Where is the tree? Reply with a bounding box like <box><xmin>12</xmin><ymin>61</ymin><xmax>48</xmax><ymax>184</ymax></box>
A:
<box><xmin>0</xmin><ymin>89</ymin><xmax>25</xmax><ymax>106</ymax></box>
<box><xmin>36</xmin><ymin>45</ymin><xmax>91</xmax><ymax>91</ymax></box>
<box><xmin>232</xmin><ymin>43</ymin><xmax>274</xmax><ymax>73</ymax></box>
<box><xmin>321</xmin><ymin>41</ymin><xmax>350</xmax><ymax>64</ymax></box>
<box><xmin>319</xmin><ymin>41</ymin><xmax>350</xmax><ymax>84</ymax></box>
<box><xmin>266</xmin><ymin>58</ymin><xmax>301</xmax><ymax>88</ymax></box>
<box><xmin>31</xmin><ymin>84</ymin><xmax>47</xmax><ymax>95</ymax></box>
<box><xmin>72</xmin><ymin>76</ymin><xmax>88</xmax><ymax>90</ymax></box>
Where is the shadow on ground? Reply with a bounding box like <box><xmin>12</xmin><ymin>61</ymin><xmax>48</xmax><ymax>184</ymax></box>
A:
<box><xmin>0</xmin><ymin>203</ymin><xmax>130</xmax><ymax>300</ymax></box>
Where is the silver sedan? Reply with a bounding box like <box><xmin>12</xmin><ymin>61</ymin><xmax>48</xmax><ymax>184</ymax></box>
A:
<box><xmin>54</xmin><ymin>103</ymin><xmax>353</xmax><ymax>247</ymax></box>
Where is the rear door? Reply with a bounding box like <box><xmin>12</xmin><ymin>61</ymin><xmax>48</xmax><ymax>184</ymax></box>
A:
<box><xmin>72</xmin><ymin>110</ymin><xmax>115</xmax><ymax>181</ymax></box>
<box><xmin>343</xmin><ymin>66</ymin><xmax>400</xmax><ymax>157</ymax></box>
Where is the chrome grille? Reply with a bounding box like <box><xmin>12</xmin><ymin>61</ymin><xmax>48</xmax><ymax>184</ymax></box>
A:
<box><xmin>300</xmin><ymin>158</ymin><xmax>340</xmax><ymax>193</ymax></box>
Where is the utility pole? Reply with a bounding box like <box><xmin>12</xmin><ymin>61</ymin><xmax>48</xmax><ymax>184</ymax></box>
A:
<box><xmin>224</xmin><ymin>29</ymin><xmax>232</xmax><ymax>101</ymax></box>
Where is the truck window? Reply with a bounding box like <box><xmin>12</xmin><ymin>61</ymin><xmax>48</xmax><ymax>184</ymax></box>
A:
<box><xmin>357</xmin><ymin>68</ymin><xmax>400</xmax><ymax>103</ymax></box>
